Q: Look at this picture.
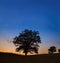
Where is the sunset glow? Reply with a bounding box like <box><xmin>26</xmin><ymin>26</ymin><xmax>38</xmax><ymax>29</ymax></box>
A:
<box><xmin>0</xmin><ymin>0</ymin><xmax>60</xmax><ymax>55</ymax></box>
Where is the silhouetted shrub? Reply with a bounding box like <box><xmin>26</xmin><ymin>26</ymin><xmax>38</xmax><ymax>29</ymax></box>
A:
<box><xmin>48</xmin><ymin>46</ymin><xmax>56</xmax><ymax>54</ymax></box>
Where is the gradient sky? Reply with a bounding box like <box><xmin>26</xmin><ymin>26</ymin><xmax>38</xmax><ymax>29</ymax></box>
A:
<box><xmin>0</xmin><ymin>0</ymin><xmax>60</xmax><ymax>54</ymax></box>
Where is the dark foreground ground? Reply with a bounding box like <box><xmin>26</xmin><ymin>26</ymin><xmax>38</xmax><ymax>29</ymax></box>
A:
<box><xmin>0</xmin><ymin>52</ymin><xmax>60</xmax><ymax>63</ymax></box>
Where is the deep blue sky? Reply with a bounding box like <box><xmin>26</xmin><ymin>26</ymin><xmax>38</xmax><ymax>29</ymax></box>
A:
<box><xmin>0</xmin><ymin>0</ymin><xmax>60</xmax><ymax>53</ymax></box>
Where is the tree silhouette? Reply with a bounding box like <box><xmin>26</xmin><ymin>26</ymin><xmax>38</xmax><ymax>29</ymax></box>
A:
<box><xmin>12</xmin><ymin>29</ymin><xmax>41</xmax><ymax>55</ymax></box>
<box><xmin>58</xmin><ymin>49</ymin><xmax>60</xmax><ymax>53</ymax></box>
<box><xmin>48</xmin><ymin>46</ymin><xmax>56</xmax><ymax>54</ymax></box>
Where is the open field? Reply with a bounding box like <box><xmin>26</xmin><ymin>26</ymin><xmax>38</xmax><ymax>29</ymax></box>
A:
<box><xmin>0</xmin><ymin>52</ymin><xmax>60</xmax><ymax>63</ymax></box>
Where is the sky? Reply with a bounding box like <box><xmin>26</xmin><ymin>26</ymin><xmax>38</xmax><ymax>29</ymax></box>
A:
<box><xmin>0</xmin><ymin>0</ymin><xmax>60</xmax><ymax>54</ymax></box>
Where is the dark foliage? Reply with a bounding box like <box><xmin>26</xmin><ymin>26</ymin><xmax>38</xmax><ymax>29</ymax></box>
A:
<box><xmin>48</xmin><ymin>46</ymin><xmax>56</xmax><ymax>54</ymax></box>
<box><xmin>12</xmin><ymin>29</ymin><xmax>41</xmax><ymax>55</ymax></box>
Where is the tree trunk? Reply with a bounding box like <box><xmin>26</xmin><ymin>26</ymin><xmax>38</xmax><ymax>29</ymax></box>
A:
<box><xmin>25</xmin><ymin>53</ymin><xmax>27</xmax><ymax>56</ymax></box>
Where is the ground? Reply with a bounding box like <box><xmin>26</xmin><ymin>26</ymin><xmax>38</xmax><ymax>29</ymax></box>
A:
<box><xmin>0</xmin><ymin>52</ymin><xmax>60</xmax><ymax>63</ymax></box>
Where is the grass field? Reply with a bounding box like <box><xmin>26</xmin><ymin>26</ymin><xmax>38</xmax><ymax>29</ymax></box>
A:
<box><xmin>0</xmin><ymin>52</ymin><xmax>60</xmax><ymax>63</ymax></box>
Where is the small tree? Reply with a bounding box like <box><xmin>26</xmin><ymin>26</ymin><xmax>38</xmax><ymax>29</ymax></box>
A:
<box><xmin>48</xmin><ymin>46</ymin><xmax>56</xmax><ymax>54</ymax></box>
<box><xmin>58</xmin><ymin>49</ymin><xmax>60</xmax><ymax>53</ymax></box>
<box><xmin>12</xmin><ymin>29</ymin><xmax>41</xmax><ymax>55</ymax></box>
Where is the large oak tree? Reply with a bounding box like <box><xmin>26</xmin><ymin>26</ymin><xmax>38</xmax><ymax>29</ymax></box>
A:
<box><xmin>12</xmin><ymin>29</ymin><xmax>41</xmax><ymax>55</ymax></box>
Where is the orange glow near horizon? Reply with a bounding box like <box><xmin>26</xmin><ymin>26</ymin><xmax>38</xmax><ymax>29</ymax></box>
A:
<box><xmin>0</xmin><ymin>43</ymin><xmax>59</xmax><ymax>55</ymax></box>
<box><xmin>0</xmin><ymin>41</ymin><xmax>48</xmax><ymax>55</ymax></box>
<box><xmin>0</xmin><ymin>38</ymin><xmax>48</xmax><ymax>55</ymax></box>
<box><xmin>0</xmin><ymin>48</ymin><xmax>48</xmax><ymax>55</ymax></box>
<box><xmin>0</xmin><ymin>37</ymin><xmax>59</xmax><ymax>55</ymax></box>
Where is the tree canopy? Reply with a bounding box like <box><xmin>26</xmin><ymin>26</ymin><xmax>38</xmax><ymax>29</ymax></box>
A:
<box><xmin>12</xmin><ymin>29</ymin><xmax>41</xmax><ymax>55</ymax></box>
<box><xmin>58</xmin><ymin>49</ymin><xmax>60</xmax><ymax>53</ymax></box>
<box><xmin>48</xmin><ymin>46</ymin><xmax>56</xmax><ymax>54</ymax></box>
